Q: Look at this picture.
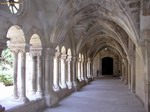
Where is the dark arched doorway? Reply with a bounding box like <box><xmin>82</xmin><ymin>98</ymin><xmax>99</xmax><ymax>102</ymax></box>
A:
<box><xmin>102</xmin><ymin>57</ymin><xmax>113</xmax><ymax>75</ymax></box>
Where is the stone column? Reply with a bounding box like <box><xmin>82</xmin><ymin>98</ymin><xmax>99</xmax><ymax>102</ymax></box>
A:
<box><xmin>58</xmin><ymin>58</ymin><xmax>61</xmax><ymax>87</ymax></box>
<box><xmin>77</xmin><ymin>58</ymin><xmax>82</xmax><ymax>81</ymax></box>
<box><xmin>130</xmin><ymin>54</ymin><xmax>135</xmax><ymax>93</ymax></box>
<box><xmin>87</xmin><ymin>58</ymin><xmax>91</xmax><ymax>78</ymax></box>
<box><xmin>12</xmin><ymin>51</ymin><xmax>19</xmax><ymax>99</ymax></box>
<box><xmin>141</xmin><ymin>6</ymin><xmax>150</xmax><ymax>111</ymax></box>
<box><xmin>72</xmin><ymin>57</ymin><xmax>78</xmax><ymax>89</ymax></box>
<box><xmin>36</xmin><ymin>55</ymin><xmax>43</xmax><ymax>98</ymax></box>
<box><xmin>66</xmin><ymin>55</ymin><xmax>72</xmax><ymax>89</ymax></box>
<box><xmin>128</xmin><ymin>63</ymin><xmax>131</xmax><ymax>89</ymax></box>
<box><xmin>44</xmin><ymin>48</ymin><xmax>58</xmax><ymax>107</ymax></box>
<box><xmin>121</xmin><ymin>62</ymin><xmax>125</xmax><ymax>81</ymax></box>
<box><xmin>145</xmin><ymin>41</ymin><xmax>150</xmax><ymax>112</ymax></box>
<box><xmin>53</xmin><ymin>55</ymin><xmax>61</xmax><ymax>91</ymax></box>
<box><xmin>31</xmin><ymin>55</ymin><xmax>37</xmax><ymax>94</ymax></box>
<box><xmin>84</xmin><ymin>59</ymin><xmax>88</xmax><ymax>83</ymax></box>
<box><xmin>124</xmin><ymin>59</ymin><xmax>128</xmax><ymax>85</ymax></box>
<box><xmin>19</xmin><ymin>51</ymin><xmax>29</xmax><ymax>103</ymax></box>
<box><xmin>81</xmin><ymin>59</ymin><xmax>84</xmax><ymax>80</ymax></box>
<box><xmin>60</xmin><ymin>54</ymin><xmax>67</xmax><ymax>89</ymax></box>
<box><xmin>90</xmin><ymin>60</ymin><xmax>94</xmax><ymax>79</ymax></box>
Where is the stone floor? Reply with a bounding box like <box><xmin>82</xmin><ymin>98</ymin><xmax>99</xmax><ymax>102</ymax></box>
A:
<box><xmin>42</xmin><ymin>76</ymin><xmax>146</xmax><ymax>112</ymax></box>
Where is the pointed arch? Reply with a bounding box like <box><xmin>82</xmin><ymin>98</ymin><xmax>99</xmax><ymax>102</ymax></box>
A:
<box><xmin>67</xmin><ymin>48</ymin><xmax>72</xmax><ymax>56</ymax></box>
<box><xmin>61</xmin><ymin>46</ymin><xmax>66</xmax><ymax>54</ymax></box>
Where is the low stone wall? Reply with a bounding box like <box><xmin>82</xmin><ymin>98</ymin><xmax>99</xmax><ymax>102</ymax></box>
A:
<box><xmin>56</xmin><ymin>88</ymin><xmax>74</xmax><ymax>100</ymax></box>
<box><xmin>87</xmin><ymin>78</ymin><xmax>93</xmax><ymax>82</ymax></box>
<box><xmin>4</xmin><ymin>79</ymin><xmax>93</xmax><ymax>112</ymax></box>
<box><xmin>5</xmin><ymin>99</ymin><xmax>45</xmax><ymax>112</ymax></box>
<box><xmin>77</xmin><ymin>80</ymin><xmax>87</xmax><ymax>90</ymax></box>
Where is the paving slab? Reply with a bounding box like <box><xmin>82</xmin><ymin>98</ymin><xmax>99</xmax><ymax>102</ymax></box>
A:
<box><xmin>42</xmin><ymin>77</ymin><xmax>146</xmax><ymax>112</ymax></box>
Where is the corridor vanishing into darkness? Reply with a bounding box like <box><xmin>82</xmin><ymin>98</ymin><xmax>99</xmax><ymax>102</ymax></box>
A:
<box><xmin>42</xmin><ymin>76</ymin><xmax>146</xmax><ymax>112</ymax></box>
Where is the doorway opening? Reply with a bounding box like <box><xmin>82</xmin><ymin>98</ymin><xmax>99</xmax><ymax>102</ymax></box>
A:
<box><xmin>102</xmin><ymin>57</ymin><xmax>113</xmax><ymax>75</ymax></box>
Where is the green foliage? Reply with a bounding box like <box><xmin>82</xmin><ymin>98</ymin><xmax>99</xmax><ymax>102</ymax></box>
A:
<box><xmin>0</xmin><ymin>48</ymin><xmax>13</xmax><ymax>86</ymax></box>
<box><xmin>0</xmin><ymin>72</ymin><xmax>13</xmax><ymax>86</ymax></box>
<box><xmin>0</xmin><ymin>48</ymin><xmax>14</xmax><ymax>70</ymax></box>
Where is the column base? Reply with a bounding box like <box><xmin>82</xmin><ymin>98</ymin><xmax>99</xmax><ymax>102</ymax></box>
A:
<box><xmin>13</xmin><ymin>95</ymin><xmax>19</xmax><ymax>100</ymax></box>
<box><xmin>36</xmin><ymin>91</ymin><xmax>44</xmax><ymax>99</ymax></box>
<box><xmin>53</xmin><ymin>85</ymin><xmax>61</xmax><ymax>91</ymax></box>
<box><xmin>60</xmin><ymin>83</ymin><xmax>67</xmax><ymax>89</ymax></box>
<box><xmin>81</xmin><ymin>77</ymin><xmax>85</xmax><ymax>81</ymax></box>
<box><xmin>19</xmin><ymin>97</ymin><xmax>30</xmax><ymax>103</ymax></box>
<box><xmin>78</xmin><ymin>78</ymin><xmax>82</xmax><ymax>82</ymax></box>
<box><xmin>72</xmin><ymin>82</ymin><xmax>79</xmax><ymax>91</ymax></box>
<box><xmin>84</xmin><ymin>77</ymin><xmax>89</xmax><ymax>84</ymax></box>
<box><xmin>67</xmin><ymin>82</ymin><xmax>73</xmax><ymax>89</ymax></box>
<box><xmin>11</xmin><ymin>96</ymin><xmax>19</xmax><ymax>102</ymax></box>
<box><xmin>31</xmin><ymin>91</ymin><xmax>36</xmax><ymax>95</ymax></box>
<box><xmin>45</xmin><ymin>92</ymin><xmax>58</xmax><ymax>107</ymax></box>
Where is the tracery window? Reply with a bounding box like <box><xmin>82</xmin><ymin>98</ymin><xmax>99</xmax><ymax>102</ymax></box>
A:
<box><xmin>7</xmin><ymin>0</ymin><xmax>21</xmax><ymax>14</ymax></box>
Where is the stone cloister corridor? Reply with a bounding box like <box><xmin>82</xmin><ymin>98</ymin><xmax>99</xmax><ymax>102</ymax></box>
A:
<box><xmin>42</xmin><ymin>76</ymin><xmax>146</xmax><ymax>112</ymax></box>
<box><xmin>0</xmin><ymin>0</ymin><xmax>150</xmax><ymax>112</ymax></box>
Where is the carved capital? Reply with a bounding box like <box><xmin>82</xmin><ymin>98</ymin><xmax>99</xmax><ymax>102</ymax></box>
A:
<box><xmin>8</xmin><ymin>43</ymin><xmax>31</xmax><ymax>52</ymax></box>
<box><xmin>55</xmin><ymin>51</ymin><xmax>61</xmax><ymax>57</ymax></box>
<box><xmin>30</xmin><ymin>47</ymin><xmax>42</xmax><ymax>56</ymax></box>
<box><xmin>72</xmin><ymin>56</ymin><xmax>77</xmax><ymax>62</ymax></box>
<box><xmin>78</xmin><ymin>58</ymin><xmax>82</xmax><ymax>62</ymax></box>
<box><xmin>61</xmin><ymin>54</ymin><xmax>67</xmax><ymax>59</ymax></box>
<box><xmin>10</xmin><ymin>49</ymin><xmax>19</xmax><ymax>54</ymax></box>
<box><xmin>66</xmin><ymin>55</ymin><xmax>72</xmax><ymax>61</ymax></box>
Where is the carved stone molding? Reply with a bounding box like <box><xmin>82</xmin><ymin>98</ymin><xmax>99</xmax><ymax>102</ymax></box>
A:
<box><xmin>8</xmin><ymin>43</ymin><xmax>31</xmax><ymax>52</ymax></box>
<box><xmin>30</xmin><ymin>47</ymin><xmax>42</xmax><ymax>56</ymax></box>
<box><xmin>61</xmin><ymin>54</ymin><xmax>67</xmax><ymax>60</ymax></box>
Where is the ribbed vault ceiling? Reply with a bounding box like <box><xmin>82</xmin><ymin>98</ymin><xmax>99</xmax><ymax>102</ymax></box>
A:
<box><xmin>48</xmin><ymin>0</ymin><xmax>140</xmax><ymax>59</ymax></box>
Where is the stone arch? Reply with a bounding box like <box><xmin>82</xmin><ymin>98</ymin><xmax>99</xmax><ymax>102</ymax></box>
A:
<box><xmin>7</xmin><ymin>25</ymin><xmax>26</xmax><ymax>44</ymax></box>
<box><xmin>30</xmin><ymin>34</ymin><xmax>42</xmax><ymax>48</ymax></box>
<box><xmin>74</xmin><ymin>3</ymin><xmax>139</xmax><ymax>44</ymax></box>
<box><xmin>81</xmin><ymin>54</ymin><xmax>84</xmax><ymax>60</ymax></box>
<box><xmin>92</xmin><ymin>44</ymin><xmax>122</xmax><ymax>77</ymax></box>
<box><xmin>67</xmin><ymin>48</ymin><xmax>72</xmax><ymax>56</ymax></box>
<box><xmin>27</xmin><ymin>27</ymin><xmax>45</xmax><ymax>48</ymax></box>
<box><xmin>26</xmin><ymin>34</ymin><xmax>42</xmax><ymax>94</ymax></box>
<box><xmin>5</xmin><ymin>25</ymin><xmax>30</xmax><ymax>102</ymax></box>
<box><xmin>61</xmin><ymin>46</ymin><xmax>66</xmax><ymax>54</ymax></box>
<box><xmin>55</xmin><ymin>46</ymin><xmax>60</xmax><ymax>55</ymax></box>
